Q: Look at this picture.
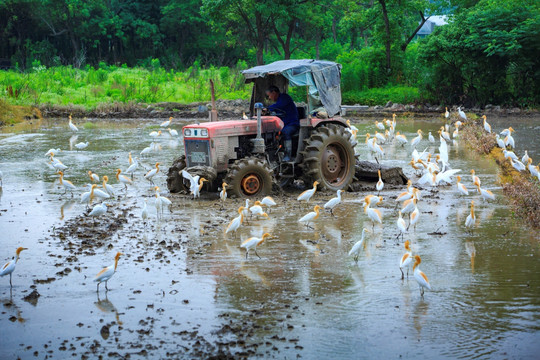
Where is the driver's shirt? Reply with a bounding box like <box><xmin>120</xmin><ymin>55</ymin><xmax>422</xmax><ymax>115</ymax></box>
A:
<box><xmin>268</xmin><ymin>93</ymin><xmax>299</xmax><ymax>127</ymax></box>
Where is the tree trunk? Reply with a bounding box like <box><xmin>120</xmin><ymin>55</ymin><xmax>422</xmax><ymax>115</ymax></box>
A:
<box><xmin>255</xmin><ymin>11</ymin><xmax>265</xmax><ymax>65</ymax></box>
<box><xmin>401</xmin><ymin>12</ymin><xmax>428</xmax><ymax>52</ymax></box>
<box><xmin>378</xmin><ymin>0</ymin><xmax>392</xmax><ymax>74</ymax></box>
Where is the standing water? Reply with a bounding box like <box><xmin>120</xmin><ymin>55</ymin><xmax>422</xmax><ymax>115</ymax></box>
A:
<box><xmin>0</xmin><ymin>115</ymin><xmax>539</xmax><ymax>358</ymax></box>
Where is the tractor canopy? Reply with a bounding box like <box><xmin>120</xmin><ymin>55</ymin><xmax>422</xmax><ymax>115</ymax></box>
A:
<box><xmin>242</xmin><ymin>59</ymin><xmax>342</xmax><ymax>118</ymax></box>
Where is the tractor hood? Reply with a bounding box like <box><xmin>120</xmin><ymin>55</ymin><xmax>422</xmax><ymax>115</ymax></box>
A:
<box><xmin>242</xmin><ymin>59</ymin><xmax>342</xmax><ymax>117</ymax></box>
<box><xmin>183</xmin><ymin>117</ymin><xmax>283</xmax><ymax>138</ymax></box>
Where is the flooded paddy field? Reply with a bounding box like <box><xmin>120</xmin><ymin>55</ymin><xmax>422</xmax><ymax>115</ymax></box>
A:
<box><xmin>1</xmin><ymin>115</ymin><xmax>539</xmax><ymax>358</ymax></box>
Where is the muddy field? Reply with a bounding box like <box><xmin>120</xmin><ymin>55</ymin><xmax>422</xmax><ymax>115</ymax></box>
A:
<box><xmin>1</xmin><ymin>115</ymin><xmax>539</xmax><ymax>358</ymax></box>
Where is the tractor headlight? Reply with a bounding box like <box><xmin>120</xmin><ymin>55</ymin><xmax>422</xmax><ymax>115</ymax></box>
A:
<box><xmin>201</xmin><ymin>129</ymin><xmax>208</xmax><ymax>137</ymax></box>
<box><xmin>184</xmin><ymin>129</ymin><xmax>192</xmax><ymax>137</ymax></box>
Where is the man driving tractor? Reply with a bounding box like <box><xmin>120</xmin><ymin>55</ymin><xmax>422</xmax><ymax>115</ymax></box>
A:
<box><xmin>264</xmin><ymin>85</ymin><xmax>299</xmax><ymax>161</ymax></box>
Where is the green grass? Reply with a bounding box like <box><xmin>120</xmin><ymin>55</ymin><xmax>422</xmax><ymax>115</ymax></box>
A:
<box><xmin>1</xmin><ymin>65</ymin><xmax>423</xmax><ymax>111</ymax></box>
<box><xmin>0</xmin><ymin>65</ymin><xmax>250</xmax><ymax>110</ymax></box>
<box><xmin>342</xmin><ymin>86</ymin><xmax>421</xmax><ymax>106</ymax></box>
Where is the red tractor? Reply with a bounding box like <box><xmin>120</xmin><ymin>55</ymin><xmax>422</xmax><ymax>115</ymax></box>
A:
<box><xmin>167</xmin><ymin>59</ymin><xmax>357</xmax><ymax>197</ymax></box>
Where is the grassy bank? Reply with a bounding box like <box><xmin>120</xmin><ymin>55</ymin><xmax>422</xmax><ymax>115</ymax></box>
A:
<box><xmin>0</xmin><ymin>99</ymin><xmax>42</xmax><ymax>126</ymax></box>
<box><xmin>0</xmin><ymin>65</ymin><xmax>422</xmax><ymax>112</ymax></box>
<box><xmin>461</xmin><ymin>123</ymin><xmax>540</xmax><ymax>228</ymax></box>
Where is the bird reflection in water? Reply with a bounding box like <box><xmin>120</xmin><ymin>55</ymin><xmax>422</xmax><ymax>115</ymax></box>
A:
<box><xmin>413</xmin><ymin>299</ymin><xmax>430</xmax><ymax>339</ymax></box>
<box><xmin>465</xmin><ymin>241</ymin><xmax>476</xmax><ymax>273</ymax></box>
<box><xmin>95</xmin><ymin>292</ymin><xmax>122</xmax><ymax>326</ymax></box>
<box><xmin>60</xmin><ymin>200</ymin><xmax>76</xmax><ymax>220</ymax></box>
<box><xmin>69</xmin><ymin>134</ymin><xmax>78</xmax><ymax>151</ymax></box>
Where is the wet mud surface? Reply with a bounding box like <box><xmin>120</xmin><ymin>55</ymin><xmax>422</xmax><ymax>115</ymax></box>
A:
<box><xmin>1</xmin><ymin>116</ymin><xmax>540</xmax><ymax>358</ymax></box>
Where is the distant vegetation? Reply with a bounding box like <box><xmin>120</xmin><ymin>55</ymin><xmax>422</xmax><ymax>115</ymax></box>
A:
<box><xmin>0</xmin><ymin>0</ymin><xmax>538</xmax><ymax>108</ymax></box>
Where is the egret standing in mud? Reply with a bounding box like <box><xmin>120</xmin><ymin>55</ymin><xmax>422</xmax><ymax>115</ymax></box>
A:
<box><xmin>58</xmin><ymin>171</ymin><xmax>76</xmax><ymax>196</ymax></box>
<box><xmin>94</xmin><ymin>252</ymin><xmax>123</xmax><ymax>292</ymax></box>
<box><xmin>456</xmin><ymin>176</ymin><xmax>469</xmax><ymax>196</ymax></box>
<box><xmin>81</xmin><ymin>184</ymin><xmax>98</xmax><ymax>208</ymax></box>
<box><xmin>1</xmin><ymin>247</ymin><xmax>27</xmax><ymax>287</ymax></box>
<box><xmin>297</xmin><ymin>181</ymin><xmax>319</xmax><ymax>205</ymax></box>
<box><xmin>324</xmin><ymin>189</ymin><xmax>344</xmax><ymax>216</ymax></box>
<box><xmin>364</xmin><ymin>203</ymin><xmax>383</xmax><ymax>229</ymax></box>
<box><xmin>376</xmin><ymin>170</ymin><xmax>384</xmax><ymax>195</ymax></box>
<box><xmin>465</xmin><ymin>200</ymin><xmax>476</xmax><ymax>231</ymax></box>
<box><xmin>161</xmin><ymin>117</ymin><xmax>172</xmax><ymax>128</ymax></box>
<box><xmin>88</xmin><ymin>171</ymin><xmax>99</xmax><ymax>183</ymax></box>
<box><xmin>225</xmin><ymin>206</ymin><xmax>245</xmax><ymax>238</ymax></box>
<box><xmin>397</xmin><ymin>211</ymin><xmax>407</xmax><ymax>240</ymax></box>
<box><xmin>68</xmin><ymin>115</ymin><xmax>78</xmax><ymax>132</ymax></box>
<box><xmin>116</xmin><ymin>169</ymin><xmax>133</xmax><ymax>191</ymax></box>
<box><xmin>144</xmin><ymin>162</ymin><xmax>160</xmax><ymax>186</ymax></box>
<box><xmin>348</xmin><ymin>228</ymin><xmax>370</xmax><ymax>262</ymax></box>
<box><xmin>413</xmin><ymin>255</ymin><xmax>431</xmax><ymax>297</ymax></box>
<box><xmin>88</xmin><ymin>202</ymin><xmax>108</xmax><ymax>225</ymax></box>
<box><xmin>102</xmin><ymin>175</ymin><xmax>115</xmax><ymax>196</ymax></box>
<box><xmin>260</xmin><ymin>196</ymin><xmax>277</xmax><ymax>213</ymax></box>
<box><xmin>241</xmin><ymin>233</ymin><xmax>271</xmax><ymax>259</ymax></box>
<box><xmin>219</xmin><ymin>182</ymin><xmax>228</xmax><ymax>209</ymax></box>
<box><xmin>399</xmin><ymin>241</ymin><xmax>413</xmax><ymax>279</ymax></box>
<box><xmin>299</xmin><ymin>205</ymin><xmax>321</xmax><ymax>228</ymax></box>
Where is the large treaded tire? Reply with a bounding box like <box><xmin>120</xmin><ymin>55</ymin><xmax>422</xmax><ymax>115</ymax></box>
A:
<box><xmin>224</xmin><ymin>157</ymin><xmax>273</xmax><ymax>198</ymax></box>
<box><xmin>301</xmin><ymin>124</ymin><xmax>356</xmax><ymax>191</ymax></box>
<box><xmin>167</xmin><ymin>155</ymin><xmax>189</xmax><ymax>193</ymax></box>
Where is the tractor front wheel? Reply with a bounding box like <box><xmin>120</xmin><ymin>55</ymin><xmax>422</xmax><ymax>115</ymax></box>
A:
<box><xmin>225</xmin><ymin>157</ymin><xmax>273</xmax><ymax>198</ymax></box>
<box><xmin>301</xmin><ymin>124</ymin><xmax>356</xmax><ymax>191</ymax></box>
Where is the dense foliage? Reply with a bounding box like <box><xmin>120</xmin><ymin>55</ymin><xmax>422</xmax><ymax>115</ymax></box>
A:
<box><xmin>0</xmin><ymin>0</ymin><xmax>538</xmax><ymax>106</ymax></box>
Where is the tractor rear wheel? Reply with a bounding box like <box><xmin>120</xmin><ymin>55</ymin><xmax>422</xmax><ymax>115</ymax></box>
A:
<box><xmin>225</xmin><ymin>157</ymin><xmax>273</xmax><ymax>198</ymax></box>
<box><xmin>167</xmin><ymin>155</ymin><xmax>189</xmax><ymax>193</ymax></box>
<box><xmin>301</xmin><ymin>124</ymin><xmax>356</xmax><ymax>191</ymax></box>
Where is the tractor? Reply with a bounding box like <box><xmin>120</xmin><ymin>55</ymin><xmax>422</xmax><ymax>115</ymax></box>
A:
<box><xmin>166</xmin><ymin>59</ymin><xmax>357</xmax><ymax>198</ymax></box>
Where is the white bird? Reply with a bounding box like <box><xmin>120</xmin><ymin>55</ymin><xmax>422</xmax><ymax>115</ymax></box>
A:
<box><xmin>219</xmin><ymin>182</ymin><xmax>228</xmax><ymax>207</ymax></box>
<box><xmin>260</xmin><ymin>196</ymin><xmax>277</xmax><ymax>212</ymax></box>
<box><xmin>527</xmin><ymin>159</ymin><xmax>538</xmax><ymax>176</ymax></box>
<box><xmin>503</xmin><ymin>149</ymin><xmax>519</xmax><ymax>161</ymax></box>
<box><xmin>149</xmin><ymin>130</ymin><xmax>162</xmax><ymax>138</ymax></box>
<box><xmin>376</xmin><ymin>170</ymin><xmax>384</xmax><ymax>194</ymax></box>
<box><xmin>348</xmin><ymin>228</ymin><xmax>370</xmax><ymax>262</ymax></box>
<box><xmin>482</xmin><ymin>115</ymin><xmax>491</xmax><ymax>133</ymax></box>
<box><xmin>50</xmin><ymin>156</ymin><xmax>68</xmax><ymax>171</ymax></box>
<box><xmin>45</xmin><ymin>148</ymin><xmax>61</xmax><ymax>156</ymax></box>
<box><xmin>125</xmin><ymin>157</ymin><xmax>139</xmax><ymax>178</ymax></box>
<box><xmin>141</xmin><ymin>201</ymin><xmax>149</xmax><ymax>223</ymax></box>
<box><xmin>168</xmin><ymin>128</ymin><xmax>178</xmax><ymax>137</ymax></box>
<box><xmin>411</xmin><ymin>130</ymin><xmax>423</xmax><ymax>149</ymax></box>
<box><xmin>1</xmin><ymin>247</ymin><xmax>28</xmax><ymax>287</ymax></box>
<box><xmin>58</xmin><ymin>171</ymin><xmax>76</xmax><ymax>195</ymax></box>
<box><xmin>428</xmin><ymin>132</ymin><xmax>435</xmax><ymax>143</ymax></box>
<box><xmin>144</xmin><ymin>162</ymin><xmax>160</xmax><ymax>185</ymax></box>
<box><xmin>399</xmin><ymin>240</ymin><xmax>413</xmax><ymax>279</ymax></box>
<box><xmin>160</xmin><ymin>117</ymin><xmax>172</xmax><ymax>128</ymax></box>
<box><xmin>297</xmin><ymin>181</ymin><xmax>319</xmax><ymax>203</ymax></box>
<box><xmin>324</xmin><ymin>190</ymin><xmax>344</xmax><ymax>216</ymax></box>
<box><xmin>522</xmin><ymin>151</ymin><xmax>530</xmax><ymax>164</ymax></box>
<box><xmin>465</xmin><ymin>201</ymin><xmax>476</xmax><ymax>230</ymax></box>
<box><xmin>375</xmin><ymin>120</ymin><xmax>385</xmax><ymax>130</ymax></box>
<box><xmin>225</xmin><ymin>206</ymin><xmax>245</xmax><ymax>237</ymax></box>
<box><xmin>242</xmin><ymin>112</ymin><xmax>249</xmax><ymax>120</ymax></box>
<box><xmin>92</xmin><ymin>185</ymin><xmax>110</xmax><ymax>199</ymax></box>
<box><xmin>81</xmin><ymin>184</ymin><xmax>98</xmax><ymax>207</ymax></box>
<box><xmin>504</xmin><ymin>130</ymin><xmax>515</xmax><ymax>148</ymax></box>
<box><xmin>154</xmin><ymin>187</ymin><xmax>172</xmax><ymax>216</ymax></box>
<box><xmin>364</xmin><ymin>203</ymin><xmax>383</xmax><ymax>228</ymax></box>
<box><xmin>88</xmin><ymin>203</ymin><xmax>108</xmax><ymax>224</ymax></box>
<box><xmin>395</xmin><ymin>132</ymin><xmax>408</xmax><ymax>146</ymax></box>
<box><xmin>75</xmin><ymin>141</ymin><xmax>89</xmax><ymax>150</ymax></box>
<box><xmin>408</xmin><ymin>203</ymin><xmax>420</xmax><ymax>230</ymax></box>
<box><xmin>500</xmin><ymin>127</ymin><xmax>514</xmax><ymax>136</ymax></box>
<box><xmin>88</xmin><ymin>171</ymin><xmax>100</xmax><ymax>183</ymax></box>
<box><xmin>298</xmin><ymin>205</ymin><xmax>322</xmax><ymax>228</ymax></box>
<box><xmin>495</xmin><ymin>135</ymin><xmax>506</xmax><ymax>148</ymax></box>
<box><xmin>68</xmin><ymin>115</ymin><xmax>78</xmax><ymax>132</ymax></box>
<box><xmin>397</xmin><ymin>211</ymin><xmax>407</xmax><ymax>240</ymax></box>
<box><xmin>241</xmin><ymin>233</ymin><xmax>271</xmax><ymax>259</ymax></box>
<box><xmin>456</xmin><ymin>176</ymin><xmax>469</xmax><ymax>195</ymax></box>
<box><xmin>509</xmin><ymin>157</ymin><xmax>526</xmax><ymax>172</ymax></box>
<box><xmin>94</xmin><ymin>252</ymin><xmax>123</xmax><ymax>292</ymax></box>
<box><xmin>249</xmin><ymin>201</ymin><xmax>268</xmax><ymax>219</ymax></box>
<box><xmin>401</xmin><ymin>198</ymin><xmax>417</xmax><ymax>214</ymax></box>
<box><xmin>458</xmin><ymin>106</ymin><xmax>467</xmax><ymax>120</ymax></box>
<box><xmin>471</xmin><ymin>169</ymin><xmax>481</xmax><ymax>186</ymax></box>
<box><xmin>413</xmin><ymin>255</ymin><xmax>431</xmax><ymax>297</ymax></box>
<box><xmin>476</xmin><ymin>183</ymin><xmax>496</xmax><ymax>201</ymax></box>
<box><xmin>140</xmin><ymin>145</ymin><xmax>153</xmax><ymax>156</ymax></box>
<box><xmin>445</xmin><ymin>107</ymin><xmax>449</xmax><ymax>119</ymax></box>
<box><xmin>435</xmin><ymin>168</ymin><xmax>461</xmax><ymax>185</ymax></box>
<box><xmin>116</xmin><ymin>169</ymin><xmax>133</xmax><ymax>190</ymax></box>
